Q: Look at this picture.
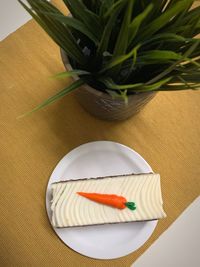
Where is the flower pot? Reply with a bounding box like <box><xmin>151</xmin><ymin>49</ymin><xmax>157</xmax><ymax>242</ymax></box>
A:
<box><xmin>60</xmin><ymin>49</ymin><xmax>156</xmax><ymax>121</ymax></box>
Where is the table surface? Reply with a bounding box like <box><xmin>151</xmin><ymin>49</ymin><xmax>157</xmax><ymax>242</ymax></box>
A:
<box><xmin>0</xmin><ymin>1</ymin><xmax>200</xmax><ymax>266</ymax></box>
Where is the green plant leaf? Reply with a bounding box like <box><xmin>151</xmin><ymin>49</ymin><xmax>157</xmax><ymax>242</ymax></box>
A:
<box><xmin>82</xmin><ymin>0</ymin><xmax>103</xmax><ymax>14</ymax></box>
<box><xmin>150</xmin><ymin>0</ymin><xmax>169</xmax><ymax>17</ymax></box>
<box><xmin>103</xmin><ymin>0</ymin><xmax>125</xmax><ymax>19</ymax></box>
<box><xmin>62</xmin><ymin>0</ymin><xmax>102</xmax><ymax>39</ymax></box>
<box><xmin>96</xmin><ymin>0</ymin><xmax>125</xmax><ymax>59</ymax></box>
<box><xmin>138</xmin><ymin>0</ymin><xmax>194</xmax><ymax>42</ymax></box>
<box><xmin>142</xmin><ymin>33</ymin><xmax>187</xmax><ymax>46</ymax></box>
<box><xmin>146</xmin><ymin>40</ymin><xmax>200</xmax><ymax>85</ymax></box>
<box><xmin>18</xmin><ymin>0</ymin><xmax>86</xmax><ymax>65</ymax></box>
<box><xmin>45</xmin><ymin>14</ymin><xmax>99</xmax><ymax>44</ymax></box>
<box><xmin>100</xmin><ymin>78</ymin><xmax>143</xmax><ymax>90</ymax></box>
<box><xmin>128</xmin><ymin>3</ymin><xmax>153</xmax><ymax>47</ymax></box>
<box><xmin>168</xmin><ymin>2</ymin><xmax>194</xmax><ymax>29</ymax></box>
<box><xmin>109</xmin><ymin>0</ymin><xmax>135</xmax><ymax>77</ymax></box>
<box><xmin>17</xmin><ymin>79</ymin><xmax>84</xmax><ymax>118</ymax></box>
<box><xmin>51</xmin><ymin>70</ymin><xmax>90</xmax><ymax>79</ymax></box>
<box><xmin>101</xmin><ymin>44</ymin><xmax>141</xmax><ymax>73</ymax></box>
<box><xmin>141</xmin><ymin>77</ymin><xmax>173</xmax><ymax>91</ymax></box>
<box><xmin>101</xmin><ymin>76</ymin><xmax>172</xmax><ymax>92</ymax></box>
<box><xmin>177</xmin><ymin>74</ymin><xmax>200</xmax><ymax>83</ymax></box>
<box><xmin>159</xmin><ymin>83</ymin><xmax>200</xmax><ymax>91</ymax></box>
<box><xmin>113</xmin><ymin>0</ymin><xmax>134</xmax><ymax>57</ymax></box>
<box><xmin>139</xmin><ymin>50</ymin><xmax>183</xmax><ymax>62</ymax></box>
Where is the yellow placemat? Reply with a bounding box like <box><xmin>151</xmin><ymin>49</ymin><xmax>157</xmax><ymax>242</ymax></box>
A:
<box><xmin>0</xmin><ymin>4</ymin><xmax>200</xmax><ymax>267</ymax></box>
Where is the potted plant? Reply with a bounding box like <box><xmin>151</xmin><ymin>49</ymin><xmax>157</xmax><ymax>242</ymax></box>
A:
<box><xmin>18</xmin><ymin>0</ymin><xmax>200</xmax><ymax>120</ymax></box>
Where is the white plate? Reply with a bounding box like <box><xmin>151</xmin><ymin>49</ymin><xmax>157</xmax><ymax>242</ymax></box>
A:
<box><xmin>46</xmin><ymin>141</ymin><xmax>157</xmax><ymax>259</ymax></box>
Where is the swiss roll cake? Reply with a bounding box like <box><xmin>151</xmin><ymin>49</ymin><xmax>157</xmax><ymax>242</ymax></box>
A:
<box><xmin>50</xmin><ymin>173</ymin><xmax>166</xmax><ymax>228</ymax></box>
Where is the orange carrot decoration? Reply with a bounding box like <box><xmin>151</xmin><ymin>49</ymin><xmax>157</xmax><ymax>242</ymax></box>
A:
<box><xmin>77</xmin><ymin>192</ymin><xmax>136</xmax><ymax>211</ymax></box>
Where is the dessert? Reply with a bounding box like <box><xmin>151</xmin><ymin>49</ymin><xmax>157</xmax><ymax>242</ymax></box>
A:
<box><xmin>50</xmin><ymin>173</ymin><xmax>166</xmax><ymax>228</ymax></box>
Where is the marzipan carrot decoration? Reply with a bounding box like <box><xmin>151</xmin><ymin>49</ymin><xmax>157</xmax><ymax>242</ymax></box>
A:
<box><xmin>77</xmin><ymin>192</ymin><xmax>136</xmax><ymax>211</ymax></box>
